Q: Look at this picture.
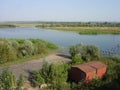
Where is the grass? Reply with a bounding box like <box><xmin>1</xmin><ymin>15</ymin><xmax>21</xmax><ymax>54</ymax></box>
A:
<box><xmin>46</xmin><ymin>27</ymin><xmax>120</xmax><ymax>34</ymax></box>
<box><xmin>1</xmin><ymin>23</ymin><xmax>120</xmax><ymax>34</ymax></box>
<box><xmin>0</xmin><ymin>54</ymin><xmax>46</xmax><ymax>67</ymax></box>
<box><xmin>0</xmin><ymin>24</ymin><xmax>16</xmax><ymax>28</ymax></box>
<box><xmin>0</xmin><ymin>38</ymin><xmax>58</xmax><ymax>66</ymax></box>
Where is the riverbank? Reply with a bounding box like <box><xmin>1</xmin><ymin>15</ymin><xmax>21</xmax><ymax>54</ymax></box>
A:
<box><xmin>1</xmin><ymin>22</ymin><xmax>120</xmax><ymax>34</ymax></box>
<box><xmin>0</xmin><ymin>39</ymin><xmax>58</xmax><ymax>66</ymax></box>
<box><xmin>0</xmin><ymin>24</ymin><xmax>16</xmax><ymax>28</ymax></box>
<box><xmin>45</xmin><ymin>27</ymin><xmax>120</xmax><ymax>34</ymax></box>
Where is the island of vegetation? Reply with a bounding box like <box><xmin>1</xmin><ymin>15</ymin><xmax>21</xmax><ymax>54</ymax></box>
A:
<box><xmin>1</xmin><ymin>22</ymin><xmax>120</xmax><ymax>34</ymax></box>
<box><xmin>35</xmin><ymin>22</ymin><xmax>120</xmax><ymax>34</ymax></box>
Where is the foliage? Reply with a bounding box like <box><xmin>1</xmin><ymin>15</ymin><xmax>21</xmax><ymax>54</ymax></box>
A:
<box><xmin>69</xmin><ymin>45</ymin><xmax>79</xmax><ymax>57</ymax></box>
<box><xmin>0</xmin><ymin>39</ymin><xmax>57</xmax><ymax>64</ymax></box>
<box><xmin>0</xmin><ymin>68</ymin><xmax>24</xmax><ymax>90</ymax></box>
<box><xmin>16</xmin><ymin>74</ymin><xmax>24</xmax><ymax>90</ymax></box>
<box><xmin>0</xmin><ymin>24</ymin><xmax>16</xmax><ymax>28</ymax></box>
<box><xmin>0</xmin><ymin>68</ymin><xmax>16</xmax><ymax>90</ymax></box>
<box><xmin>31</xmin><ymin>62</ymin><xmax>69</xmax><ymax>89</ymax></box>
<box><xmin>0</xmin><ymin>40</ymin><xmax>17</xmax><ymax>64</ymax></box>
<box><xmin>71</xmin><ymin>55</ymin><xmax>83</xmax><ymax>65</ymax></box>
<box><xmin>80</xmin><ymin>44</ymin><xmax>100</xmax><ymax>61</ymax></box>
<box><xmin>23</xmin><ymin>40</ymin><xmax>34</xmax><ymax>56</ymax></box>
<box><xmin>36</xmin><ymin>22</ymin><xmax>120</xmax><ymax>34</ymax></box>
<box><xmin>69</xmin><ymin>43</ymin><xmax>100</xmax><ymax>62</ymax></box>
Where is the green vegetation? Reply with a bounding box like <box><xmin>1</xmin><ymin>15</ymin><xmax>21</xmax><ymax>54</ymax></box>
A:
<box><xmin>0</xmin><ymin>68</ymin><xmax>24</xmax><ymax>90</ymax></box>
<box><xmin>30</xmin><ymin>62</ymin><xmax>70</xmax><ymax>89</ymax></box>
<box><xmin>0</xmin><ymin>24</ymin><xmax>16</xmax><ymax>28</ymax></box>
<box><xmin>35</xmin><ymin>22</ymin><xmax>120</xmax><ymax>34</ymax></box>
<box><xmin>0</xmin><ymin>39</ymin><xmax>58</xmax><ymax>65</ymax></box>
<box><xmin>69</xmin><ymin>43</ymin><xmax>100</xmax><ymax>63</ymax></box>
<box><xmin>1</xmin><ymin>22</ymin><xmax>120</xmax><ymax>34</ymax></box>
<box><xmin>46</xmin><ymin>27</ymin><xmax>120</xmax><ymax>34</ymax></box>
<box><xmin>30</xmin><ymin>43</ymin><xmax>120</xmax><ymax>90</ymax></box>
<box><xmin>35</xmin><ymin>22</ymin><xmax>120</xmax><ymax>27</ymax></box>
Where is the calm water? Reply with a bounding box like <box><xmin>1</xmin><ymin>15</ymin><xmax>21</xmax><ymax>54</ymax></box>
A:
<box><xmin>0</xmin><ymin>27</ymin><xmax>120</xmax><ymax>54</ymax></box>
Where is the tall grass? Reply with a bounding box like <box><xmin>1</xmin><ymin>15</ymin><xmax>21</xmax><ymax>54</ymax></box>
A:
<box><xmin>46</xmin><ymin>27</ymin><xmax>120</xmax><ymax>34</ymax></box>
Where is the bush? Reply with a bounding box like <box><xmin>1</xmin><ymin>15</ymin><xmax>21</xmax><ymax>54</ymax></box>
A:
<box><xmin>0</xmin><ymin>68</ymin><xmax>16</xmax><ymax>90</ymax></box>
<box><xmin>34</xmin><ymin>42</ymin><xmax>47</xmax><ymax>54</ymax></box>
<box><xmin>23</xmin><ymin>40</ymin><xmax>34</xmax><ymax>56</ymax></box>
<box><xmin>31</xmin><ymin>62</ymin><xmax>69</xmax><ymax>89</ymax></box>
<box><xmin>69</xmin><ymin>43</ymin><xmax>100</xmax><ymax>62</ymax></box>
<box><xmin>16</xmin><ymin>74</ymin><xmax>24</xmax><ymax>90</ymax></box>
<box><xmin>71</xmin><ymin>55</ymin><xmax>83</xmax><ymax>65</ymax></box>
<box><xmin>81</xmin><ymin>44</ymin><xmax>100</xmax><ymax>61</ymax></box>
<box><xmin>0</xmin><ymin>40</ymin><xmax>17</xmax><ymax>64</ymax></box>
<box><xmin>69</xmin><ymin>45</ymin><xmax>78</xmax><ymax>57</ymax></box>
<box><xmin>0</xmin><ymin>39</ymin><xmax>57</xmax><ymax>64</ymax></box>
<box><xmin>0</xmin><ymin>68</ymin><xmax>24</xmax><ymax>90</ymax></box>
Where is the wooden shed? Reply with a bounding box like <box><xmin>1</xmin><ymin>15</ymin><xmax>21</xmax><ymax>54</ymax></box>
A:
<box><xmin>70</xmin><ymin>61</ymin><xmax>107</xmax><ymax>82</ymax></box>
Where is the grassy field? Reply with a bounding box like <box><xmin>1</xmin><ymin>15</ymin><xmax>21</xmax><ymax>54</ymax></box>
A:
<box><xmin>1</xmin><ymin>23</ymin><xmax>120</xmax><ymax>34</ymax></box>
<box><xmin>46</xmin><ymin>27</ymin><xmax>120</xmax><ymax>34</ymax></box>
<box><xmin>0</xmin><ymin>24</ymin><xmax>16</xmax><ymax>28</ymax></box>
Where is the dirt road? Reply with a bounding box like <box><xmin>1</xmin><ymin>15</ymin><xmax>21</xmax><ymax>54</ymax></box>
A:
<box><xmin>2</xmin><ymin>53</ymin><xmax>71</xmax><ymax>80</ymax></box>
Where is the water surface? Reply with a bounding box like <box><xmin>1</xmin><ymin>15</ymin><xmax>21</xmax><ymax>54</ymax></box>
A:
<box><xmin>0</xmin><ymin>27</ymin><xmax>120</xmax><ymax>54</ymax></box>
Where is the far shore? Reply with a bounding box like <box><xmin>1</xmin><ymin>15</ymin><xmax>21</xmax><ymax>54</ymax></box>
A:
<box><xmin>0</xmin><ymin>22</ymin><xmax>120</xmax><ymax>34</ymax></box>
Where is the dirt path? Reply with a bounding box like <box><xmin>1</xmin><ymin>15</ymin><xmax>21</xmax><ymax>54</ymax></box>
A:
<box><xmin>3</xmin><ymin>53</ymin><xmax>71</xmax><ymax>80</ymax></box>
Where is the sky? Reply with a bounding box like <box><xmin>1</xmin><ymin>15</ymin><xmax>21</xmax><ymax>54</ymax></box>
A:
<box><xmin>0</xmin><ymin>0</ymin><xmax>120</xmax><ymax>22</ymax></box>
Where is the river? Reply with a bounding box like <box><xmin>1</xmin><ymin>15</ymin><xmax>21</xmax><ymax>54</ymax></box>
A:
<box><xmin>0</xmin><ymin>27</ymin><xmax>120</xmax><ymax>55</ymax></box>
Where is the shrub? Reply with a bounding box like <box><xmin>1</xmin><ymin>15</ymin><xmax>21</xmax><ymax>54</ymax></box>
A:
<box><xmin>0</xmin><ymin>68</ymin><xmax>16</xmax><ymax>90</ymax></box>
<box><xmin>71</xmin><ymin>55</ymin><xmax>83</xmax><ymax>65</ymax></box>
<box><xmin>23</xmin><ymin>40</ymin><xmax>34</xmax><ymax>56</ymax></box>
<box><xmin>31</xmin><ymin>62</ymin><xmax>69</xmax><ymax>89</ymax></box>
<box><xmin>0</xmin><ymin>40</ymin><xmax>17</xmax><ymax>64</ymax></box>
<box><xmin>69</xmin><ymin>45</ymin><xmax>78</xmax><ymax>57</ymax></box>
<box><xmin>34</xmin><ymin>42</ymin><xmax>47</xmax><ymax>54</ymax></box>
<box><xmin>69</xmin><ymin>43</ymin><xmax>100</xmax><ymax>61</ymax></box>
<box><xmin>0</xmin><ymin>68</ymin><xmax>24</xmax><ymax>90</ymax></box>
<box><xmin>0</xmin><ymin>39</ymin><xmax>57</xmax><ymax>64</ymax></box>
<box><xmin>31</xmin><ymin>71</ymin><xmax>45</xmax><ymax>87</ymax></box>
<box><xmin>16</xmin><ymin>74</ymin><xmax>24</xmax><ymax>90</ymax></box>
<box><xmin>80</xmin><ymin>44</ymin><xmax>100</xmax><ymax>61</ymax></box>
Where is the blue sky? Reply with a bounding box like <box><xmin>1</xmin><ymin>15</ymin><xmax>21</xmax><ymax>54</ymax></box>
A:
<box><xmin>0</xmin><ymin>0</ymin><xmax>120</xmax><ymax>22</ymax></box>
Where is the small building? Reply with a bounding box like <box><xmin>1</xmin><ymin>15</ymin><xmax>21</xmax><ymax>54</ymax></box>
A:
<box><xmin>70</xmin><ymin>61</ymin><xmax>107</xmax><ymax>82</ymax></box>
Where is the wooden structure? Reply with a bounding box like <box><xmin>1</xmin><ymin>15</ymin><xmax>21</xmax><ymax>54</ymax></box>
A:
<box><xmin>70</xmin><ymin>61</ymin><xmax>107</xmax><ymax>82</ymax></box>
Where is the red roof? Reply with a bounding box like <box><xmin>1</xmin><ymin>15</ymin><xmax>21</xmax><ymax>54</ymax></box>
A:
<box><xmin>71</xmin><ymin>61</ymin><xmax>106</xmax><ymax>73</ymax></box>
<box><xmin>72</xmin><ymin>64</ymin><xmax>95</xmax><ymax>73</ymax></box>
<box><xmin>87</xmin><ymin>61</ymin><xmax>106</xmax><ymax>70</ymax></box>
<box><xmin>71</xmin><ymin>61</ymin><xmax>107</xmax><ymax>82</ymax></box>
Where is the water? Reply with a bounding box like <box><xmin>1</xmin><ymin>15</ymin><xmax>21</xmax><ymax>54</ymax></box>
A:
<box><xmin>0</xmin><ymin>27</ymin><xmax>120</xmax><ymax>54</ymax></box>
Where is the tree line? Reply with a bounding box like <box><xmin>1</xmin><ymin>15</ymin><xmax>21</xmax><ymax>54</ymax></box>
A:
<box><xmin>36</xmin><ymin>22</ymin><xmax>120</xmax><ymax>28</ymax></box>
